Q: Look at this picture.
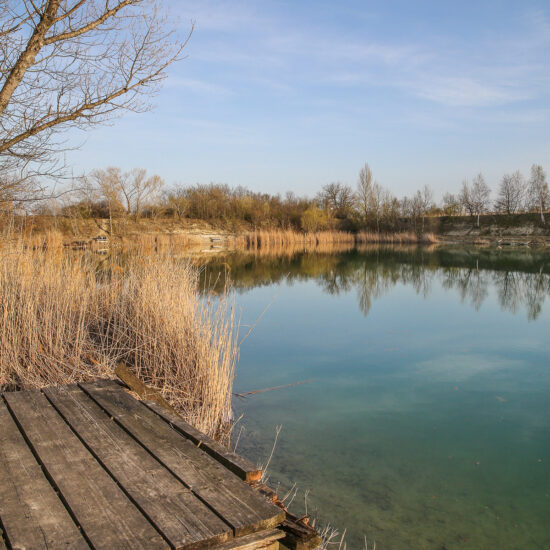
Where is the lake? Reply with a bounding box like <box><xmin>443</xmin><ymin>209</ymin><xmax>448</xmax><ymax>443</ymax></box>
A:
<box><xmin>204</xmin><ymin>246</ymin><xmax>550</xmax><ymax>549</ymax></box>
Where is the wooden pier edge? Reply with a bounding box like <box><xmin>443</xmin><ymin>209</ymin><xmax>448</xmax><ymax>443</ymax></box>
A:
<box><xmin>115</xmin><ymin>363</ymin><xmax>262</xmax><ymax>483</ymax></box>
<box><xmin>114</xmin><ymin>367</ymin><xmax>322</xmax><ymax>549</ymax></box>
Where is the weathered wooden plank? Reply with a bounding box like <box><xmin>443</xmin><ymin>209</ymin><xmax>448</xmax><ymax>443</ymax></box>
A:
<box><xmin>253</xmin><ymin>484</ymin><xmax>322</xmax><ymax>550</ymax></box>
<box><xmin>0</xmin><ymin>527</ymin><xmax>7</xmax><ymax>550</ymax></box>
<box><xmin>4</xmin><ymin>390</ymin><xmax>167</xmax><ymax>550</ymax></box>
<box><xmin>213</xmin><ymin>529</ymin><xmax>284</xmax><ymax>550</ymax></box>
<box><xmin>0</xmin><ymin>400</ymin><xmax>89</xmax><ymax>550</ymax></box>
<box><xmin>80</xmin><ymin>380</ymin><xmax>285</xmax><ymax>536</ymax></box>
<box><xmin>142</xmin><ymin>398</ymin><xmax>262</xmax><ymax>482</ymax></box>
<box><xmin>44</xmin><ymin>384</ymin><xmax>232</xmax><ymax>550</ymax></box>
<box><xmin>115</xmin><ymin>363</ymin><xmax>178</xmax><ymax>414</ymax></box>
<box><xmin>115</xmin><ymin>364</ymin><xmax>261</xmax><ymax>482</ymax></box>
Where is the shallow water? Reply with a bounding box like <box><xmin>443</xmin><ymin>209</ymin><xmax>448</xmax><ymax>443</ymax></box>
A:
<box><xmin>206</xmin><ymin>247</ymin><xmax>550</xmax><ymax>549</ymax></box>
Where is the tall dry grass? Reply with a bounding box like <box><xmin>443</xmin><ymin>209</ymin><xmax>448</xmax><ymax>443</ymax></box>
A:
<box><xmin>236</xmin><ymin>229</ymin><xmax>438</xmax><ymax>251</ymax></box>
<box><xmin>355</xmin><ymin>231</ymin><xmax>438</xmax><ymax>244</ymax></box>
<box><xmin>0</xmin><ymin>244</ymin><xmax>237</xmax><ymax>441</ymax></box>
<box><xmin>235</xmin><ymin>230</ymin><xmax>356</xmax><ymax>250</ymax></box>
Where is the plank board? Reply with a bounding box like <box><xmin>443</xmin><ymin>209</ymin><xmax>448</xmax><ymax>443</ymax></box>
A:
<box><xmin>4</xmin><ymin>390</ymin><xmax>167</xmax><ymax>550</ymax></box>
<box><xmin>0</xmin><ymin>400</ymin><xmax>89</xmax><ymax>550</ymax></box>
<box><xmin>80</xmin><ymin>380</ymin><xmax>285</xmax><ymax>536</ymax></box>
<box><xmin>0</xmin><ymin>528</ymin><xmax>6</xmax><ymax>550</ymax></box>
<box><xmin>213</xmin><ymin>529</ymin><xmax>284</xmax><ymax>550</ymax></box>
<box><xmin>142</xmin><ymin>398</ymin><xmax>261</xmax><ymax>482</ymax></box>
<box><xmin>44</xmin><ymin>384</ymin><xmax>232</xmax><ymax>549</ymax></box>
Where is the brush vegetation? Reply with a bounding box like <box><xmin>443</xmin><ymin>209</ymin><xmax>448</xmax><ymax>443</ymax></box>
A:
<box><xmin>0</xmin><ymin>239</ymin><xmax>237</xmax><ymax>441</ymax></box>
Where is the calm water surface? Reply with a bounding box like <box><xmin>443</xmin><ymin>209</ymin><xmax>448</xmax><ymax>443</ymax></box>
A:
<box><xmin>206</xmin><ymin>247</ymin><xmax>550</xmax><ymax>549</ymax></box>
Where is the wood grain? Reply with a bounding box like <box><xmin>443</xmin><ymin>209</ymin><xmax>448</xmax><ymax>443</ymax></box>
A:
<box><xmin>44</xmin><ymin>384</ymin><xmax>232</xmax><ymax>550</ymax></box>
<box><xmin>212</xmin><ymin>528</ymin><xmax>284</xmax><ymax>550</ymax></box>
<box><xmin>0</xmin><ymin>400</ymin><xmax>88</xmax><ymax>550</ymax></box>
<box><xmin>143</xmin><ymin>398</ymin><xmax>262</xmax><ymax>483</ymax></box>
<box><xmin>4</xmin><ymin>390</ymin><xmax>167</xmax><ymax>550</ymax></box>
<box><xmin>80</xmin><ymin>379</ymin><xmax>285</xmax><ymax>536</ymax></box>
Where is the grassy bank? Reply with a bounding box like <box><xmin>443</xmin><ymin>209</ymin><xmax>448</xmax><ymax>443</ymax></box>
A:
<box><xmin>0</xmin><ymin>242</ymin><xmax>238</xmax><ymax>441</ymax></box>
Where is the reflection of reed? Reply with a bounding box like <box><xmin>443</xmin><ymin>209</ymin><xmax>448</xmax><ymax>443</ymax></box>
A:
<box><xmin>237</xmin><ymin>241</ymin><xmax>356</xmax><ymax>258</ymax></box>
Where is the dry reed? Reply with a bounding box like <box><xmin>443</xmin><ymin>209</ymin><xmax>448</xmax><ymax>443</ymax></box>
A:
<box><xmin>355</xmin><ymin>231</ymin><xmax>438</xmax><ymax>244</ymax></box>
<box><xmin>236</xmin><ymin>229</ymin><xmax>438</xmax><ymax>251</ymax></box>
<box><xmin>0</xmin><ymin>244</ymin><xmax>237</xmax><ymax>441</ymax></box>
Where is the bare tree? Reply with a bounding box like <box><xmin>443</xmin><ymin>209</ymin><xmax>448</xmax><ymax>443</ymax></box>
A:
<box><xmin>356</xmin><ymin>163</ymin><xmax>374</xmax><ymax>223</ymax></box>
<box><xmin>164</xmin><ymin>185</ymin><xmax>189</xmax><ymax>219</ymax></box>
<box><xmin>460</xmin><ymin>174</ymin><xmax>491</xmax><ymax>227</ymax></box>
<box><xmin>418</xmin><ymin>185</ymin><xmax>433</xmax><ymax>233</ymax></box>
<box><xmin>527</xmin><ymin>164</ymin><xmax>549</xmax><ymax>224</ymax></box>
<box><xmin>0</xmin><ymin>1</ymin><xmax>187</xmax><ymax>204</ymax></box>
<box><xmin>471</xmin><ymin>173</ymin><xmax>491</xmax><ymax>227</ymax></box>
<box><xmin>458</xmin><ymin>179</ymin><xmax>475</xmax><ymax>219</ymax></box>
<box><xmin>93</xmin><ymin>166</ymin><xmax>163</xmax><ymax>219</ymax></box>
<box><xmin>494</xmin><ymin>171</ymin><xmax>525</xmax><ymax>215</ymax></box>
<box><xmin>91</xmin><ymin>166</ymin><xmax>125</xmax><ymax>234</ymax></box>
<box><xmin>442</xmin><ymin>192</ymin><xmax>462</xmax><ymax>216</ymax></box>
<box><xmin>126</xmin><ymin>169</ymin><xmax>164</xmax><ymax>219</ymax></box>
<box><xmin>317</xmin><ymin>182</ymin><xmax>354</xmax><ymax>218</ymax></box>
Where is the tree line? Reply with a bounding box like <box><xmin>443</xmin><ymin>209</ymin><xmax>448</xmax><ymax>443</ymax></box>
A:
<box><xmin>1</xmin><ymin>4</ymin><xmax>547</xmax><ymax>235</ymax></box>
<box><xmin>32</xmin><ymin>162</ymin><xmax>548</xmax><ymax>234</ymax></box>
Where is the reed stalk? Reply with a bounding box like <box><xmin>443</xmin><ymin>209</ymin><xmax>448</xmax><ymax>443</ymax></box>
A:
<box><xmin>0</xmin><ymin>242</ymin><xmax>237</xmax><ymax>441</ymax></box>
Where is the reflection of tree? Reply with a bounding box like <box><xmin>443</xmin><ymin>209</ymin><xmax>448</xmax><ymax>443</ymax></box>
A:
<box><xmin>441</xmin><ymin>268</ymin><xmax>489</xmax><ymax>310</ymax></box>
<box><xmin>492</xmin><ymin>271</ymin><xmax>523</xmax><ymax>315</ymax></box>
<box><xmin>353</xmin><ymin>264</ymin><xmax>395</xmax><ymax>315</ymax></box>
<box><xmin>524</xmin><ymin>268</ymin><xmax>550</xmax><ymax>321</ymax></box>
<box><xmin>202</xmin><ymin>248</ymin><xmax>550</xmax><ymax>319</ymax></box>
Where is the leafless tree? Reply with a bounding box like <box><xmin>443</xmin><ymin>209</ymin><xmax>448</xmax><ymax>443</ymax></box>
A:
<box><xmin>458</xmin><ymin>179</ymin><xmax>475</xmax><ymax>219</ymax></box>
<box><xmin>460</xmin><ymin>174</ymin><xmax>491</xmax><ymax>227</ymax></box>
<box><xmin>417</xmin><ymin>185</ymin><xmax>433</xmax><ymax>233</ymax></box>
<box><xmin>494</xmin><ymin>171</ymin><xmax>525</xmax><ymax>215</ymax></box>
<box><xmin>356</xmin><ymin>163</ymin><xmax>374</xmax><ymax>223</ymax></box>
<box><xmin>317</xmin><ymin>182</ymin><xmax>354</xmax><ymax>218</ymax></box>
<box><xmin>0</xmin><ymin>0</ymin><xmax>188</xmax><ymax>205</ymax></box>
<box><xmin>527</xmin><ymin>164</ymin><xmax>549</xmax><ymax>223</ymax></box>
<box><xmin>471</xmin><ymin>173</ymin><xmax>491</xmax><ymax>227</ymax></box>
<box><xmin>92</xmin><ymin>166</ymin><xmax>163</xmax><ymax>219</ymax></box>
<box><xmin>442</xmin><ymin>192</ymin><xmax>462</xmax><ymax>216</ymax></box>
<box><xmin>164</xmin><ymin>185</ymin><xmax>189</xmax><ymax>219</ymax></box>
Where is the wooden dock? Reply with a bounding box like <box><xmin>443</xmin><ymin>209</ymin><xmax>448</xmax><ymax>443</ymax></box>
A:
<box><xmin>0</xmin><ymin>379</ymin><xmax>319</xmax><ymax>549</ymax></box>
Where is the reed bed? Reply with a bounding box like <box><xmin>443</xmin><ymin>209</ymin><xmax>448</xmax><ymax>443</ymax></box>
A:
<box><xmin>0</xmin><ymin>244</ymin><xmax>237</xmax><ymax>441</ymax></box>
<box><xmin>355</xmin><ymin>231</ymin><xmax>438</xmax><ymax>244</ymax></box>
<box><xmin>236</xmin><ymin>230</ymin><xmax>356</xmax><ymax>250</ymax></box>
<box><xmin>236</xmin><ymin>229</ymin><xmax>438</xmax><ymax>251</ymax></box>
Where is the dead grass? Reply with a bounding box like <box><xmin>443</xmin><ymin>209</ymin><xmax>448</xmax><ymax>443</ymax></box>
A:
<box><xmin>236</xmin><ymin>229</ymin><xmax>438</xmax><ymax>251</ymax></box>
<box><xmin>235</xmin><ymin>229</ymin><xmax>355</xmax><ymax>250</ymax></box>
<box><xmin>0</xmin><ymin>242</ymin><xmax>237</xmax><ymax>441</ymax></box>
<box><xmin>355</xmin><ymin>231</ymin><xmax>438</xmax><ymax>244</ymax></box>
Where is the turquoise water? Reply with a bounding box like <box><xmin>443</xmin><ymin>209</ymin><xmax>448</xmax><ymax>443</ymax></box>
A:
<box><xmin>208</xmin><ymin>247</ymin><xmax>550</xmax><ymax>549</ymax></box>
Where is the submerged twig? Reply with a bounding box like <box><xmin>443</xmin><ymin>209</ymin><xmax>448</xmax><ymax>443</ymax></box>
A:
<box><xmin>233</xmin><ymin>378</ymin><xmax>315</xmax><ymax>399</ymax></box>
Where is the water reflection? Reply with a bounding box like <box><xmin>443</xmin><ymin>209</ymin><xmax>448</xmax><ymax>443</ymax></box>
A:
<box><xmin>202</xmin><ymin>246</ymin><xmax>550</xmax><ymax>320</ymax></box>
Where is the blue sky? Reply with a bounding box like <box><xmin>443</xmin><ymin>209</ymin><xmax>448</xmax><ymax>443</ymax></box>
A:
<box><xmin>68</xmin><ymin>0</ymin><xmax>550</xmax><ymax>199</ymax></box>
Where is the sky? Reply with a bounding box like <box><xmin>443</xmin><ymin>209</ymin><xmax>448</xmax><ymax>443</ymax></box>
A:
<box><xmin>67</xmin><ymin>0</ymin><xmax>550</xmax><ymax>200</ymax></box>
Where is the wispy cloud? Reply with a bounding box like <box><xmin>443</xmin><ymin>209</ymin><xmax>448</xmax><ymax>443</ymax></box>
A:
<box><xmin>179</xmin><ymin>4</ymin><xmax>549</xmax><ymax>110</ymax></box>
<box><xmin>164</xmin><ymin>76</ymin><xmax>232</xmax><ymax>96</ymax></box>
<box><xmin>410</xmin><ymin>76</ymin><xmax>532</xmax><ymax>107</ymax></box>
